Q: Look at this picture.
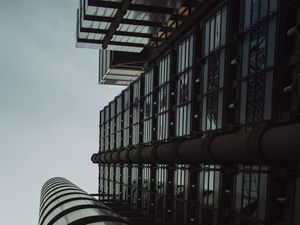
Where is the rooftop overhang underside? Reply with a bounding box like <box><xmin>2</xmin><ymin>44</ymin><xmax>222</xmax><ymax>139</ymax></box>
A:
<box><xmin>100</xmin><ymin>67</ymin><xmax>141</xmax><ymax>85</ymax></box>
<box><xmin>76</xmin><ymin>0</ymin><xmax>207</xmax><ymax>53</ymax></box>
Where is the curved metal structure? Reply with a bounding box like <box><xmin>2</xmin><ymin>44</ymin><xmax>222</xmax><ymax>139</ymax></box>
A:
<box><xmin>39</xmin><ymin>177</ymin><xmax>130</xmax><ymax>225</ymax></box>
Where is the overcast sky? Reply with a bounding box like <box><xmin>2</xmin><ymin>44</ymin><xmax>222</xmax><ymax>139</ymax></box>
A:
<box><xmin>0</xmin><ymin>1</ymin><xmax>123</xmax><ymax>224</ymax></box>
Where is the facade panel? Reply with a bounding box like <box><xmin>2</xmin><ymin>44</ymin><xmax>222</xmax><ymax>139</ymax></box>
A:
<box><xmin>84</xmin><ymin>1</ymin><xmax>300</xmax><ymax>225</ymax></box>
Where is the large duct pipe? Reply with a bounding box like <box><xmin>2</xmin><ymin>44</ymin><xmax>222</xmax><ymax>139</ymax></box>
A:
<box><xmin>261</xmin><ymin>123</ymin><xmax>300</xmax><ymax>161</ymax></box>
<box><xmin>128</xmin><ymin>147</ymin><xmax>142</xmax><ymax>163</ymax></box>
<box><xmin>177</xmin><ymin>135</ymin><xmax>215</xmax><ymax>163</ymax></box>
<box><xmin>140</xmin><ymin>145</ymin><xmax>156</xmax><ymax>163</ymax></box>
<box><xmin>92</xmin><ymin>122</ymin><xmax>300</xmax><ymax>164</ymax></box>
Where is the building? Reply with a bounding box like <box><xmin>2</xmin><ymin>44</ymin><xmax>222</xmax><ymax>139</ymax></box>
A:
<box><xmin>76</xmin><ymin>0</ymin><xmax>300</xmax><ymax>224</ymax></box>
<box><xmin>38</xmin><ymin>177</ymin><xmax>130</xmax><ymax>225</ymax></box>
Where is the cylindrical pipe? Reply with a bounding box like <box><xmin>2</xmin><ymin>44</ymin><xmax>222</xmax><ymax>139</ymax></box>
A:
<box><xmin>119</xmin><ymin>149</ymin><xmax>130</xmax><ymax>163</ymax></box>
<box><xmin>156</xmin><ymin>142</ymin><xmax>178</xmax><ymax>163</ymax></box>
<box><xmin>177</xmin><ymin>137</ymin><xmax>214</xmax><ymax>163</ymax></box>
<box><xmin>92</xmin><ymin>123</ymin><xmax>300</xmax><ymax>164</ymax></box>
<box><xmin>91</xmin><ymin>154</ymin><xmax>98</xmax><ymax>163</ymax></box>
<box><xmin>104</xmin><ymin>152</ymin><xmax>112</xmax><ymax>163</ymax></box>
<box><xmin>261</xmin><ymin>123</ymin><xmax>300</xmax><ymax>161</ymax></box>
<box><xmin>111</xmin><ymin>151</ymin><xmax>120</xmax><ymax>163</ymax></box>
<box><xmin>210</xmin><ymin>130</ymin><xmax>249</xmax><ymax>162</ymax></box>
<box><xmin>99</xmin><ymin>153</ymin><xmax>106</xmax><ymax>163</ymax></box>
<box><xmin>128</xmin><ymin>147</ymin><xmax>142</xmax><ymax>163</ymax></box>
<box><xmin>140</xmin><ymin>146</ymin><xmax>156</xmax><ymax>162</ymax></box>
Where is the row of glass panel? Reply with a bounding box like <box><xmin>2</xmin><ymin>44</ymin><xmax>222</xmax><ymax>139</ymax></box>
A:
<box><xmin>99</xmin><ymin>0</ymin><xmax>278</xmax><ymax>152</ymax></box>
<box><xmin>99</xmin><ymin>164</ymin><xmax>270</xmax><ymax>225</ymax></box>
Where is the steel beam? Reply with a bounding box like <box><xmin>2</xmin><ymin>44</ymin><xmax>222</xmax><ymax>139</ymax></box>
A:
<box><xmin>87</xmin><ymin>0</ymin><xmax>174</xmax><ymax>14</ymax></box>
<box><xmin>77</xmin><ymin>38</ymin><xmax>145</xmax><ymax>48</ymax></box>
<box><xmin>102</xmin><ymin>0</ymin><xmax>132</xmax><ymax>49</ymax></box>
<box><xmin>83</xmin><ymin>14</ymin><xmax>163</xmax><ymax>27</ymax></box>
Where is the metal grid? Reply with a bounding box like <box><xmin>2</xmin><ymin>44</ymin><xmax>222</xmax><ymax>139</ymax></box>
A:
<box><xmin>132</xmin><ymin>79</ymin><xmax>141</xmax><ymax>146</ymax></box>
<box><xmin>141</xmin><ymin>164</ymin><xmax>151</xmax><ymax>216</ymax></box>
<box><xmin>142</xmin><ymin>69</ymin><xmax>154</xmax><ymax>143</ymax></box>
<box><xmin>77</xmin><ymin>0</ymin><xmax>186</xmax><ymax>52</ymax></box>
<box><xmin>99</xmin><ymin>109</ymin><xmax>105</xmax><ymax>151</ymax></box>
<box><xmin>238</xmin><ymin>0</ymin><xmax>278</xmax><ymax>125</ymax></box>
<box><xmin>97</xmin><ymin>163</ymin><xmax>298</xmax><ymax>225</ymax></box>
<box><xmin>157</xmin><ymin>53</ymin><xmax>171</xmax><ymax>141</ymax></box>
<box><xmin>123</xmin><ymin>87</ymin><xmax>132</xmax><ymax>148</ymax></box>
<box><xmin>104</xmin><ymin>106</ymin><xmax>110</xmax><ymax>151</ymax></box>
<box><xmin>110</xmin><ymin>101</ymin><xmax>116</xmax><ymax>150</ymax></box>
<box><xmin>175</xmin><ymin>34</ymin><xmax>194</xmax><ymax>137</ymax></box>
<box><xmin>116</xmin><ymin>94</ymin><xmax>123</xmax><ymax>149</ymax></box>
<box><xmin>200</xmin><ymin>6</ymin><xmax>227</xmax><ymax>132</ymax></box>
<box><xmin>93</xmin><ymin>1</ymin><xmax>300</xmax><ymax>225</ymax></box>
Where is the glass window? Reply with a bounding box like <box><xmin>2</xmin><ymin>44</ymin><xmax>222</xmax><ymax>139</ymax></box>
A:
<box><xmin>123</xmin><ymin>88</ymin><xmax>131</xmax><ymax>147</ymax></box>
<box><xmin>131</xmin><ymin>166</ymin><xmax>139</xmax><ymax>208</ymax></box>
<box><xmin>200</xmin><ymin>7</ymin><xmax>227</xmax><ymax>132</ymax></box>
<box><xmin>198</xmin><ymin>165</ymin><xmax>220</xmax><ymax>224</ymax></box>
<box><xmin>99</xmin><ymin>50</ymin><xmax>110</xmax><ymax>83</ymax></box>
<box><xmin>109</xmin><ymin>101</ymin><xmax>116</xmax><ymax>150</ymax></box>
<box><xmin>115</xmin><ymin>166</ymin><xmax>121</xmax><ymax>200</ymax></box>
<box><xmin>122</xmin><ymin>166</ymin><xmax>129</xmax><ymax>201</ymax></box>
<box><xmin>104</xmin><ymin>106</ymin><xmax>110</xmax><ymax>151</ymax></box>
<box><xmin>116</xmin><ymin>95</ymin><xmax>123</xmax><ymax>149</ymax></box>
<box><xmin>156</xmin><ymin>165</ymin><xmax>167</xmax><ymax>222</ymax></box>
<box><xmin>99</xmin><ymin>110</ymin><xmax>105</xmax><ymax>152</ymax></box>
<box><xmin>173</xmin><ymin>165</ymin><xmax>188</xmax><ymax>224</ymax></box>
<box><xmin>142</xmin><ymin>165</ymin><xmax>151</xmax><ymax>215</ymax></box>
<box><xmin>143</xmin><ymin>69</ymin><xmax>154</xmax><ymax>143</ymax></box>
<box><xmin>132</xmin><ymin>79</ymin><xmax>141</xmax><ymax>146</ymax></box>
<box><xmin>234</xmin><ymin>166</ymin><xmax>269</xmax><ymax>223</ymax></box>
<box><xmin>175</xmin><ymin>34</ymin><xmax>194</xmax><ymax>136</ymax></box>
<box><xmin>239</xmin><ymin>0</ymin><xmax>278</xmax><ymax>124</ymax></box>
<box><xmin>157</xmin><ymin>54</ymin><xmax>171</xmax><ymax>140</ymax></box>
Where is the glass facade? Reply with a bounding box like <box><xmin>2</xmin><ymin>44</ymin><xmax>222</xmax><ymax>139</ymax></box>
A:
<box><xmin>132</xmin><ymin>79</ymin><xmax>141</xmax><ymax>145</ymax></box>
<box><xmin>89</xmin><ymin>1</ymin><xmax>300</xmax><ymax>225</ymax></box>
<box><xmin>157</xmin><ymin>54</ymin><xmax>171</xmax><ymax>140</ymax></box>
<box><xmin>143</xmin><ymin>69</ymin><xmax>154</xmax><ymax>143</ymax></box>
<box><xmin>123</xmin><ymin>87</ymin><xmax>131</xmax><ymax>147</ymax></box>
<box><xmin>96</xmin><ymin>1</ymin><xmax>278</xmax><ymax>148</ymax></box>
<box><xmin>201</xmin><ymin>7</ymin><xmax>227</xmax><ymax>131</ymax></box>
<box><xmin>99</xmin><ymin>110</ymin><xmax>105</xmax><ymax>152</ymax></box>
<box><xmin>104</xmin><ymin>106</ymin><xmax>110</xmax><ymax>151</ymax></box>
<box><xmin>115</xmin><ymin>94</ymin><xmax>123</xmax><ymax>149</ymax></box>
<box><xmin>239</xmin><ymin>0</ymin><xmax>278</xmax><ymax>124</ymax></box>
<box><xmin>175</xmin><ymin>34</ymin><xmax>194</xmax><ymax>136</ymax></box>
<box><xmin>99</xmin><ymin>49</ymin><xmax>110</xmax><ymax>83</ymax></box>
<box><xmin>110</xmin><ymin>101</ymin><xmax>116</xmax><ymax>150</ymax></box>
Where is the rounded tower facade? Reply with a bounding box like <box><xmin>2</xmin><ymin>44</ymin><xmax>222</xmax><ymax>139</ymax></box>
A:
<box><xmin>39</xmin><ymin>177</ymin><xmax>130</xmax><ymax>225</ymax></box>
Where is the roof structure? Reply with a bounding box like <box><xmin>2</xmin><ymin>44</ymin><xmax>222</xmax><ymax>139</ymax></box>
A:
<box><xmin>75</xmin><ymin>0</ymin><xmax>200</xmax><ymax>53</ymax></box>
<box><xmin>76</xmin><ymin>0</ymin><xmax>211</xmax><ymax>85</ymax></box>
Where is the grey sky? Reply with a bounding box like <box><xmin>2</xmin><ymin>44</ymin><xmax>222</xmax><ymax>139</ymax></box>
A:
<box><xmin>0</xmin><ymin>0</ymin><xmax>123</xmax><ymax>224</ymax></box>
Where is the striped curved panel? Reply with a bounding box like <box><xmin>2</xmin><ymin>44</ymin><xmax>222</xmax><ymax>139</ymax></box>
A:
<box><xmin>39</xmin><ymin>177</ymin><xmax>130</xmax><ymax>225</ymax></box>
